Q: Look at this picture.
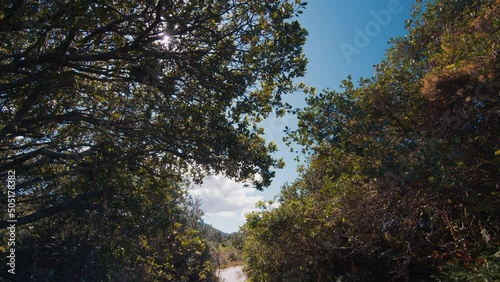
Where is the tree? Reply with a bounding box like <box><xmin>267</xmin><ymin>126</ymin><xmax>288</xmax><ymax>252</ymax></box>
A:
<box><xmin>3</xmin><ymin>169</ymin><xmax>215</xmax><ymax>281</ymax></box>
<box><xmin>0</xmin><ymin>0</ymin><xmax>308</xmax><ymax>280</ymax></box>
<box><xmin>0</xmin><ymin>0</ymin><xmax>307</xmax><ymax>226</ymax></box>
<box><xmin>244</xmin><ymin>0</ymin><xmax>499</xmax><ymax>280</ymax></box>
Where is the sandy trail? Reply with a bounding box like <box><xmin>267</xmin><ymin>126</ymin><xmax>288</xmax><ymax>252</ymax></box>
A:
<box><xmin>217</xmin><ymin>266</ymin><xmax>247</xmax><ymax>282</ymax></box>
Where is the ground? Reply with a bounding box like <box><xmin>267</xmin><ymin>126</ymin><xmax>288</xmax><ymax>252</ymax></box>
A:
<box><xmin>217</xmin><ymin>266</ymin><xmax>247</xmax><ymax>282</ymax></box>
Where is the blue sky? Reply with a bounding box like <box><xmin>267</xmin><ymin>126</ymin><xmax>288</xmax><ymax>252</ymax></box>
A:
<box><xmin>192</xmin><ymin>0</ymin><xmax>414</xmax><ymax>233</ymax></box>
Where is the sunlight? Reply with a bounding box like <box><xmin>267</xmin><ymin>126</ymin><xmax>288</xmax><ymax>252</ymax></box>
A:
<box><xmin>161</xmin><ymin>33</ymin><xmax>171</xmax><ymax>45</ymax></box>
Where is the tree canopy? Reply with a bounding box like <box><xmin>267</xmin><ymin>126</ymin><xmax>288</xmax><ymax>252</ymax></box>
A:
<box><xmin>244</xmin><ymin>0</ymin><xmax>499</xmax><ymax>280</ymax></box>
<box><xmin>0</xmin><ymin>0</ymin><xmax>308</xmax><ymax>280</ymax></box>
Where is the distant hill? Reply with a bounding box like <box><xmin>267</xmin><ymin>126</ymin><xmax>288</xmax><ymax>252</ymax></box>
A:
<box><xmin>202</xmin><ymin>223</ymin><xmax>231</xmax><ymax>241</ymax></box>
<box><xmin>200</xmin><ymin>223</ymin><xmax>244</xmax><ymax>269</ymax></box>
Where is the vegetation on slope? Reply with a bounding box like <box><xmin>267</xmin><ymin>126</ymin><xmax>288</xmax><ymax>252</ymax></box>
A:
<box><xmin>203</xmin><ymin>224</ymin><xmax>245</xmax><ymax>270</ymax></box>
<box><xmin>243</xmin><ymin>0</ymin><xmax>500</xmax><ymax>280</ymax></box>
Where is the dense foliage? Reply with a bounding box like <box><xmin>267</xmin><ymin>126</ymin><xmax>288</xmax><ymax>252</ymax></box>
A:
<box><xmin>0</xmin><ymin>0</ymin><xmax>307</xmax><ymax>280</ymax></box>
<box><xmin>244</xmin><ymin>0</ymin><xmax>499</xmax><ymax>280</ymax></box>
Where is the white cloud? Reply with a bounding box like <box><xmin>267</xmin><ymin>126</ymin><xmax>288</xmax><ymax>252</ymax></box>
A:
<box><xmin>190</xmin><ymin>175</ymin><xmax>264</xmax><ymax>220</ymax></box>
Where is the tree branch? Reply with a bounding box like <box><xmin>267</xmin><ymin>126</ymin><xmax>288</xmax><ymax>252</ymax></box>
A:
<box><xmin>0</xmin><ymin>190</ymin><xmax>104</xmax><ymax>229</ymax></box>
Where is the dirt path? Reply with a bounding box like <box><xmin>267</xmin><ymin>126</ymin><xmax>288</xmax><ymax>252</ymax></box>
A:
<box><xmin>217</xmin><ymin>266</ymin><xmax>247</xmax><ymax>282</ymax></box>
